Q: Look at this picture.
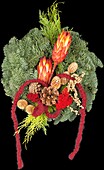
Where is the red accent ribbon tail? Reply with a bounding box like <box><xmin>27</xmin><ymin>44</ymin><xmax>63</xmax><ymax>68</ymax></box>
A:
<box><xmin>11</xmin><ymin>79</ymin><xmax>47</xmax><ymax>169</ymax></box>
<box><xmin>68</xmin><ymin>109</ymin><xmax>86</xmax><ymax>160</ymax></box>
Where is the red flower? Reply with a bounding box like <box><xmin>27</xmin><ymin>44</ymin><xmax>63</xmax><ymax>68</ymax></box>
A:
<box><xmin>27</xmin><ymin>93</ymin><xmax>39</xmax><ymax>102</ymax></box>
<box><xmin>56</xmin><ymin>87</ymin><xmax>73</xmax><ymax>110</ymax></box>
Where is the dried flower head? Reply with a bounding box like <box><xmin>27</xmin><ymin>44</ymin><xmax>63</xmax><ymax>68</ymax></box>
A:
<box><xmin>52</xmin><ymin>30</ymin><xmax>72</xmax><ymax>64</ymax></box>
<box><xmin>37</xmin><ymin>56</ymin><xmax>52</xmax><ymax>83</ymax></box>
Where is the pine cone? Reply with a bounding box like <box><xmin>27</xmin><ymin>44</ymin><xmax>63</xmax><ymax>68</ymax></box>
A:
<box><xmin>40</xmin><ymin>86</ymin><xmax>59</xmax><ymax>106</ymax></box>
<box><xmin>29</xmin><ymin>82</ymin><xmax>42</xmax><ymax>94</ymax></box>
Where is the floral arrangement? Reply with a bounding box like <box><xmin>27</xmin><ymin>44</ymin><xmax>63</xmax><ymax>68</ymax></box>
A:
<box><xmin>1</xmin><ymin>2</ymin><xmax>103</xmax><ymax>170</ymax></box>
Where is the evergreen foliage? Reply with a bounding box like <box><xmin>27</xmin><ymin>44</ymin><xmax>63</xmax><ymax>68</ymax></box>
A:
<box><xmin>17</xmin><ymin>114</ymin><xmax>49</xmax><ymax>146</ymax></box>
<box><xmin>39</xmin><ymin>1</ymin><xmax>62</xmax><ymax>45</ymax></box>
<box><xmin>1</xmin><ymin>28</ymin><xmax>52</xmax><ymax>98</ymax></box>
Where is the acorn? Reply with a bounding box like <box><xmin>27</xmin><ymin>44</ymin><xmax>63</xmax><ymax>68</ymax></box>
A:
<box><xmin>17</xmin><ymin>99</ymin><xmax>28</xmax><ymax>110</ymax></box>
<box><xmin>68</xmin><ymin>62</ymin><xmax>78</xmax><ymax>73</ymax></box>
<box><xmin>50</xmin><ymin>76</ymin><xmax>61</xmax><ymax>89</ymax></box>
<box><xmin>25</xmin><ymin>105</ymin><xmax>35</xmax><ymax>114</ymax></box>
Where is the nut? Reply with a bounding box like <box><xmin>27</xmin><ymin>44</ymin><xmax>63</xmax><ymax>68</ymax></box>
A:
<box><xmin>51</xmin><ymin>76</ymin><xmax>61</xmax><ymax>89</ymax></box>
<box><xmin>61</xmin><ymin>77</ymin><xmax>69</xmax><ymax>85</ymax></box>
<box><xmin>17</xmin><ymin>99</ymin><xmax>28</xmax><ymax>110</ymax></box>
<box><xmin>68</xmin><ymin>62</ymin><xmax>78</xmax><ymax>73</ymax></box>
<box><xmin>25</xmin><ymin>105</ymin><xmax>35</xmax><ymax>114</ymax></box>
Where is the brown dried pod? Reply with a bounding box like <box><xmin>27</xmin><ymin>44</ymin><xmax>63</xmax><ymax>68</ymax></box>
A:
<box><xmin>29</xmin><ymin>82</ymin><xmax>38</xmax><ymax>93</ymax></box>
<box><xmin>45</xmin><ymin>98</ymin><xmax>52</xmax><ymax>106</ymax></box>
<box><xmin>52</xmin><ymin>89</ymin><xmax>59</xmax><ymax>96</ymax></box>
<box><xmin>17</xmin><ymin>99</ymin><xmax>28</xmax><ymax>110</ymax></box>
<box><xmin>51</xmin><ymin>100</ymin><xmax>56</xmax><ymax>105</ymax></box>
<box><xmin>25</xmin><ymin>105</ymin><xmax>35</xmax><ymax>114</ymax></box>
<box><xmin>29</xmin><ymin>82</ymin><xmax>42</xmax><ymax>94</ymax></box>
<box><xmin>68</xmin><ymin>62</ymin><xmax>78</xmax><ymax>73</ymax></box>
<box><xmin>50</xmin><ymin>76</ymin><xmax>61</xmax><ymax>89</ymax></box>
<box><xmin>61</xmin><ymin>77</ymin><xmax>69</xmax><ymax>85</ymax></box>
<box><xmin>42</xmin><ymin>87</ymin><xmax>47</xmax><ymax>94</ymax></box>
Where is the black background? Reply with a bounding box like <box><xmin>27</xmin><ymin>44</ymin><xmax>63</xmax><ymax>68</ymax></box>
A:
<box><xmin>0</xmin><ymin>0</ymin><xmax>104</xmax><ymax>169</ymax></box>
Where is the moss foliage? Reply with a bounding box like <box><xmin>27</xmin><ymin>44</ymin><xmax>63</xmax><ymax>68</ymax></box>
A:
<box><xmin>1</xmin><ymin>2</ymin><xmax>103</xmax><ymax>125</ymax></box>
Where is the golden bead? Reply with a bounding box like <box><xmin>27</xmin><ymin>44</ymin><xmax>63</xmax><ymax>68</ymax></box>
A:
<box><xmin>50</xmin><ymin>76</ymin><xmax>61</xmax><ymax>89</ymax></box>
<box><xmin>25</xmin><ymin>105</ymin><xmax>35</xmax><ymax>114</ymax></box>
<box><xmin>17</xmin><ymin>99</ymin><xmax>28</xmax><ymax>110</ymax></box>
<box><xmin>68</xmin><ymin>62</ymin><xmax>78</xmax><ymax>73</ymax></box>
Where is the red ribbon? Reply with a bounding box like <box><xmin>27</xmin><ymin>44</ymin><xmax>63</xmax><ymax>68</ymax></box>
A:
<box><xmin>11</xmin><ymin>73</ymin><xmax>87</xmax><ymax>169</ymax></box>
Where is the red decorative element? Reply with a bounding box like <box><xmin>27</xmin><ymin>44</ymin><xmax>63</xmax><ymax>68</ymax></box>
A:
<box><xmin>11</xmin><ymin>79</ymin><xmax>47</xmax><ymax>169</ymax></box>
<box><xmin>57</xmin><ymin>73</ymin><xmax>87</xmax><ymax>160</ymax></box>
<box><xmin>76</xmin><ymin>83</ymin><xmax>87</xmax><ymax>108</ymax></box>
<box><xmin>32</xmin><ymin>99</ymin><xmax>61</xmax><ymax>119</ymax></box>
<box><xmin>32</xmin><ymin>101</ymin><xmax>46</xmax><ymax>117</ymax></box>
<box><xmin>37</xmin><ymin>56</ymin><xmax>52</xmax><ymax>83</ymax></box>
<box><xmin>68</xmin><ymin>108</ymin><xmax>86</xmax><ymax>160</ymax></box>
<box><xmin>32</xmin><ymin>101</ymin><xmax>61</xmax><ymax>119</ymax></box>
<box><xmin>11</xmin><ymin>104</ymin><xmax>23</xmax><ymax>169</ymax></box>
<box><xmin>56</xmin><ymin>87</ymin><xmax>73</xmax><ymax>110</ymax></box>
<box><xmin>52</xmin><ymin>31</ymin><xmax>72</xmax><ymax>65</ymax></box>
<box><xmin>27</xmin><ymin>93</ymin><xmax>39</xmax><ymax>102</ymax></box>
<box><xmin>46</xmin><ymin>109</ymin><xmax>61</xmax><ymax>119</ymax></box>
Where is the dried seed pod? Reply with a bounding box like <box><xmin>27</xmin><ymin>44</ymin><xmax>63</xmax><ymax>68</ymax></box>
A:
<box><xmin>25</xmin><ymin>105</ymin><xmax>35</xmax><ymax>114</ymax></box>
<box><xmin>68</xmin><ymin>62</ymin><xmax>78</xmax><ymax>73</ymax></box>
<box><xmin>17</xmin><ymin>99</ymin><xmax>28</xmax><ymax>110</ymax></box>
<box><xmin>29</xmin><ymin>82</ymin><xmax>42</xmax><ymax>94</ymax></box>
<box><xmin>61</xmin><ymin>77</ymin><xmax>69</xmax><ymax>85</ymax></box>
<box><xmin>43</xmin><ymin>93</ymin><xmax>47</xmax><ymax>98</ymax></box>
<box><xmin>41</xmin><ymin>98</ymin><xmax>46</xmax><ymax>104</ymax></box>
<box><xmin>51</xmin><ymin>76</ymin><xmax>61</xmax><ymax>89</ymax></box>
<box><xmin>51</xmin><ymin>95</ymin><xmax>57</xmax><ymax>100</ymax></box>
<box><xmin>52</xmin><ymin>88</ymin><xmax>59</xmax><ymax>96</ymax></box>
<box><xmin>51</xmin><ymin>100</ymin><xmax>56</xmax><ymax>105</ymax></box>
<box><xmin>42</xmin><ymin>87</ymin><xmax>47</xmax><ymax>94</ymax></box>
<box><xmin>29</xmin><ymin>82</ymin><xmax>38</xmax><ymax>93</ymax></box>
<box><xmin>45</xmin><ymin>98</ymin><xmax>52</xmax><ymax>106</ymax></box>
